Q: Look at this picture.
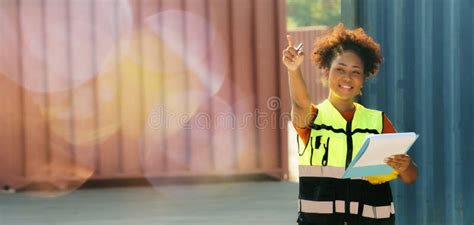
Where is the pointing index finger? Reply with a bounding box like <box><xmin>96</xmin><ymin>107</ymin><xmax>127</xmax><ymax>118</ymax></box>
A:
<box><xmin>287</xmin><ymin>34</ymin><xmax>295</xmax><ymax>47</ymax></box>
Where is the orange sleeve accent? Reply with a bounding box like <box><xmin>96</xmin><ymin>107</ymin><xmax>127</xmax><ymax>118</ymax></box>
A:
<box><xmin>382</xmin><ymin>114</ymin><xmax>397</xmax><ymax>133</ymax></box>
<box><xmin>292</xmin><ymin>105</ymin><xmax>317</xmax><ymax>145</ymax></box>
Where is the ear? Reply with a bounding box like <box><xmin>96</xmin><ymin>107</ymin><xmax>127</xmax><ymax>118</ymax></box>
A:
<box><xmin>322</xmin><ymin>68</ymin><xmax>329</xmax><ymax>79</ymax></box>
<box><xmin>320</xmin><ymin>68</ymin><xmax>330</xmax><ymax>86</ymax></box>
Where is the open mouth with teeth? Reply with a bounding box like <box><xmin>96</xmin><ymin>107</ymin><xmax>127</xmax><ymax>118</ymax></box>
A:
<box><xmin>338</xmin><ymin>84</ymin><xmax>353</xmax><ymax>91</ymax></box>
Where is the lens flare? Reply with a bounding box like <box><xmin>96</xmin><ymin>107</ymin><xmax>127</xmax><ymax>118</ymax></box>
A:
<box><xmin>143</xmin><ymin>10</ymin><xmax>227</xmax><ymax>95</ymax></box>
<box><xmin>0</xmin><ymin>0</ymin><xmax>132</xmax><ymax>92</ymax></box>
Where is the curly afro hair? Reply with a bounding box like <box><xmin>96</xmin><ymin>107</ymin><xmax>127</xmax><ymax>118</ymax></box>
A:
<box><xmin>311</xmin><ymin>23</ymin><xmax>383</xmax><ymax>79</ymax></box>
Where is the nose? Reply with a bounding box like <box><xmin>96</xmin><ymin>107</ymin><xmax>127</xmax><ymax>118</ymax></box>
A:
<box><xmin>342</xmin><ymin>73</ymin><xmax>352</xmax><ymax>81</ymax></box>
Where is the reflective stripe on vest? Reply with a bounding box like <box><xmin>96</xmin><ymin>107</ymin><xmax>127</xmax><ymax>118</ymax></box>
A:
<box><xmin>299</xmin><ymin>200</ymin><xmax>395</xmax><ymax>219</ymax></box>
<box><xmin>299</xmin><ymin>165</ymin><xmax>363</xmax><ymax>180</ymax></box>
<box><xmin>361</xmin><ymin>203</ymin><xmax>394</xmax><ymax>219</ymax></box>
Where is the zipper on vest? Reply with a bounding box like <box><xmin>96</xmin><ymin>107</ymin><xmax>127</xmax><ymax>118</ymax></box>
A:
<box><xmin>345</xmin><ymin>122</ymin><xmax>353</xmax><ymax>169</ymax></box>
<box><xmin>344</xmin><ymin>122</ymin><xmax>353</xmax><ymax>223</ymax></box>
<box><xmin>309</xmin><ymin>137</ymin><xmax>314</xmax><ymax>165</ymax></box>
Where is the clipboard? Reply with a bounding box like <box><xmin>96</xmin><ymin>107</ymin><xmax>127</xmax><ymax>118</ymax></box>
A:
<box><xmin>342</xmin><ymin>132</ymin><xmax>419</xmax><ymax>178</ymax></box>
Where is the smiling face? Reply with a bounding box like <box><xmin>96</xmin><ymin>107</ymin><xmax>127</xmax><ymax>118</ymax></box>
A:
<box><xmin>324</xmin><ymin>51</ymin><xmax>365</xmax><ymax>108</ymax></box>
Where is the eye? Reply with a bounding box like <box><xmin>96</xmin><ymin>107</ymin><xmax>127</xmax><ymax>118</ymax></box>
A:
<box><xmin>336</xmin><ymin>68</ymin><xmax>344</xmax><ymax>72</ymax></box>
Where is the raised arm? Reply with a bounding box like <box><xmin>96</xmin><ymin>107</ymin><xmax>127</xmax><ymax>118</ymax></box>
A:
<box><xmin>282</xmin><ymin>35</ymin><xmax>314</xmax><ymax>128</ymax></box>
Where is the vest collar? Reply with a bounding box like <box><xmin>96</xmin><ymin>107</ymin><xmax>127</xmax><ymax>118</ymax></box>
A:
<box><xmin>320</xmin><ymin>99</ymin><xmax>365</xmax><ymax>131</ymax></box>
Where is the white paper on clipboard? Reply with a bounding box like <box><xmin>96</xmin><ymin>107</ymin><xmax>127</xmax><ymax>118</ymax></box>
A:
<box><xmin>352</xmin><ymin>132</ymin><xmax>418</xmax><ymax>168</ymax></box>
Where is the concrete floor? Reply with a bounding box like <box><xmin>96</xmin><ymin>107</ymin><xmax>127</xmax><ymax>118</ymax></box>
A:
<box><xmin>0</xmin><ymin>181</ymin><xmax>299</xmax><ymax>225</ymax></box>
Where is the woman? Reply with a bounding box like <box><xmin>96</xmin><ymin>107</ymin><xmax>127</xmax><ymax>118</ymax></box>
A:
<box><xmin>282</xmin><ymin>24</ymin><xmax>418</xmax><ymax>225</ymax></box>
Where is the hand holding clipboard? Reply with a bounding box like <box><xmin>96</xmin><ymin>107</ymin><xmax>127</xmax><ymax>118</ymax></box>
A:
<box><xmin>343</xmin><ymin>132</ymin><xmax>418</xmax><ymax>178</ymax></box>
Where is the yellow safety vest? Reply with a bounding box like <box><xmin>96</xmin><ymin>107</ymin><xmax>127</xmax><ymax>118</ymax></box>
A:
<box><xmin>298</xmin><ymin>99</ymin><xmax>398</xmax><ymax>183</ymax></box>
<box><xmin>296</xmin><ymin>100</ymin><xmax>397</xmax><ymax>224</ymax></box>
